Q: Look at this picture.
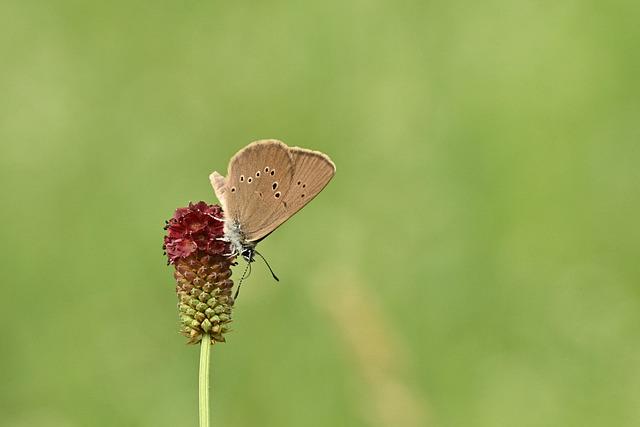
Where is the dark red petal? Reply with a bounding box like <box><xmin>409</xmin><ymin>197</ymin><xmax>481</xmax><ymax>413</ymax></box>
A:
<box><xmin>163</xmin><ymin>202</ymin><xmax>227</xmax><ymax>263</ymax></box>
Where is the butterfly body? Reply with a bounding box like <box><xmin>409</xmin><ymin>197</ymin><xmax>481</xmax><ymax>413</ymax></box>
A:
<box><xmin>210</xmin><ymin>139</ymin><xmax>335</xmax><ymax>261</ymax></box>
<box><xmin>223</xmin><ymin>217</ymin><xmax>256</xmax><ymax>262</ymax></box>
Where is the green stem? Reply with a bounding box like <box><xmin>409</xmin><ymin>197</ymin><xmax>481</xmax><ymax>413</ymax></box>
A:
<box><xmin>199</xmin><ymin>334</ymin><xmax>211</xmax><ymax>427</ymax></box>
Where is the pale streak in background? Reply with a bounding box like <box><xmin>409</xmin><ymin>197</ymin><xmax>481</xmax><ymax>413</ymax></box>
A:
<box><xmin>313</xmin><ymin>270</ymin><xmax>432</xmax><ymax>427</ymax></box>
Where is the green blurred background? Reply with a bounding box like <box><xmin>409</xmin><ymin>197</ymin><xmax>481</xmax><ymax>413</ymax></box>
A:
<box><xmin>1</xmin><ymin>1</ymin><xmax>639</xmax><ymax>426</ymax></box>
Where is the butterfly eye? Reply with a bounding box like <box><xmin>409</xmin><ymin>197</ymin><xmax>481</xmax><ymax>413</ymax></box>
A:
<box><xmin>297</xmin><ymin>181</ymin><xmax>301</xmax><ymax>185</ymax></box>
<box><xmin>264</xmin><ymin>167</ymin><xmax>269</xmax><ymax>172</ymax></box>
<box><xmin>274</xmin><ymin>192</ymin><xmax>281</xmax><ymax>198</ymax></box>
<box><xmin>247</xmin><ymin>177</ymin><xmax>253</xmax><ymax>184</ymax></box>
<box><xmin>240</xmin><ymin>175</ymin><xmax>244</xmax><ymax>182</ymax></box>
<box><xmin>272</xmin><ymin>182</ymin><xmax>278</xmax><ymax>190</ymax></box>
<box><xmin>302</xmin><ymin>184</ymin><xmax>306</xmax><ymax>188</ymax></box>
<box><xmin>270</xmin><ymin>170</ymin><xmax>275</xmax><ymax>176</ymax></box>
<box><xmin>256</xmin><ymin>171</ymin><xmax>260</xmax><ymax>177</ymax></box>
<box><xmin>231</xmin><ymin>187</ymin><xmax>236</xmax><ymax>192</ymax></box>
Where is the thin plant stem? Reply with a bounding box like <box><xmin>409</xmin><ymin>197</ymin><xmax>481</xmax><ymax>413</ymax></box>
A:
<box><xmin>199</xmin><ymin>334</ymin><xmax>211</xmax><ymax>427</ymax></box>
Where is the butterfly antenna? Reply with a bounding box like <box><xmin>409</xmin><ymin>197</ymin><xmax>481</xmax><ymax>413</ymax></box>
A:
<box><xmin>234</xmin><ymin>261</ymin><xmax>252</xmax><ymax>300</ymax></box>
<box><xmin>254</xmin><ymin>250</ymin><xmax>280</xmax><ymax>282</ymax></box>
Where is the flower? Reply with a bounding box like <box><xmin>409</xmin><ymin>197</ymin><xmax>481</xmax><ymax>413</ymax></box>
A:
<box><xmin>163</xmin><ymin>202</ymin><xmax>235</xmax><ymax>344</ymax></box>
<box><xmin>163</xmin><ymin>202</ymin><xmax>228</xmax><ymax>264</ymax></box>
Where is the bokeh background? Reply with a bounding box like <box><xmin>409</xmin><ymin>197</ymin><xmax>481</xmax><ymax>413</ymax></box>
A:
<box><xmin>1</xmin><ymin>1</ymin><xmax>639</xmax><ymax>426</ymax></box>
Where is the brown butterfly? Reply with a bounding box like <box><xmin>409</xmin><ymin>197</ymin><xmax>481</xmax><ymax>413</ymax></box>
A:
<box><xmin>210</xmin><ymin>139</ymin><xmax>335</xmax><ymax>267</ymax></box>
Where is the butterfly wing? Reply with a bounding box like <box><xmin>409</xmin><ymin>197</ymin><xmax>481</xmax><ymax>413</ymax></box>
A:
<box><xmin>245</xmin><ymin>145</ymin><xmax>336</xmax><ymax>242</ymax></box>
<box><xmin>210</xmin><ymin>171</ymin><xmax>228</xmax><ymax>211</ymax></box>
<box><xmin>210</xmin><ymin>140</ymin><xmax>335</xmax><ymax>244</ymax></box>
<box><xmin>279</xmin><ymin>147</ymin><xmax>336</xmax><ymax>221</ymax></box>
<box><xmin>210</xmin><ymin>139</ymin><xmax>295</xmax><ymax>241</ymax></box>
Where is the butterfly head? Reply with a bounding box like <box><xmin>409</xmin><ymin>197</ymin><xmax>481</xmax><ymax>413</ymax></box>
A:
<box><xmin>240</xmin><ymin>247</ymin><xmax>255</xmax><ymax>263</ymax></box>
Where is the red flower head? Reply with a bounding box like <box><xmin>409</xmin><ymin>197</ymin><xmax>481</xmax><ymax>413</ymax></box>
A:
<box><xmin>163</xmin><ymin>202</ymin><xmax>228</xmax><ymax>264</ymax></box>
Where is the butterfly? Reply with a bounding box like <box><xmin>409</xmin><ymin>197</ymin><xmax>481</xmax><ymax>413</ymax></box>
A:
<box><xmin>210</xmin><ymin>139</ymin><xmax>336</xmax><ymax>267</ymax></box>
